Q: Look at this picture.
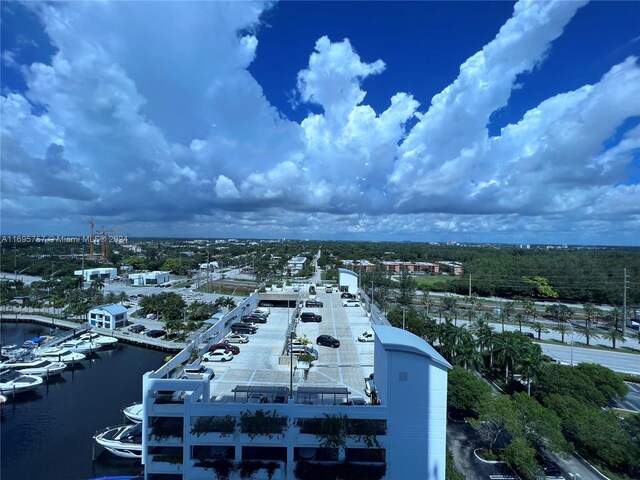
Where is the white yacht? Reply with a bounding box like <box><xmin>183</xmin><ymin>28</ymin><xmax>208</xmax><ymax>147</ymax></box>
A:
<box><xmin>0</xmin><ymin>394</ymin><xmax>6</xmax><ymax>404</ymax></box>
<box><xmin>0</xmin><ymin>369</ymin><xmax>43</xmax><ymax>395</ymax></box>
<box><xmin>58</xmin><ymin>339</ymin><xmax>101</xmax><ymax>353</ymax></box>
<box><xmin>123</xmin><ymin>403</ymin><xmax>143</xmax><ymax>423</ymax></box>
<box><xmin>34</xmin><ymin>347</ymin><xmax>86</xmax><ymax>364</ymax></box>
<box><xmin>1</xmin><ymin>358</ymin><xmax>67</xmax><ymax>377</ymax></box>
<box><xmin>79</xmin><ymin>332</ymin><xmax>119</xmax><ymax>346</ymax></box>
<box><xmin>94</xmin><ymin>424</ymin><xmax>142</xmax><ymax>459</ymax></box>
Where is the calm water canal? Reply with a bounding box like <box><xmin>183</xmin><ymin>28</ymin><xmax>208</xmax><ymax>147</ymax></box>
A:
<box><xmin>1</xmin><ymin>322</ymin><xmax>167</xmax><ymax>480</ymax></box>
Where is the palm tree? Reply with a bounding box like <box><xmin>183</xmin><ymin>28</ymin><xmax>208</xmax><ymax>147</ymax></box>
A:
<box><xmin>553</xmin><ymin>323</ymin><xmax>570</xmax><ymax>343</ymax></box>
<box><xmin>494</xmin><ymin>332</ymin><xmax>525</xmax><ymax>383</ymax></box>
<box><xmin>91</xmin><ymin>277</ymin><xmax>105</xmax><ymax>291</ymax></box>
<box><xmin>516</xmin><ymin>343</ymin><xmax>547</xmax><ymax>396</ymax></box>
<box><xmin>603</xmin><ymin>327</ymin><xmax>626</xmax><ymax>349</ymax></box>
<box><xmin>583</xmin><ymin>302</ymin><xmax>596</xmax><ymax>329</ymax></box>
<box><xmin>522</xmin><ymin>298</ymin><xmax>536</xmax><ymax>323</ymax></box>
<box><xmin>515</xmin><ymin>312</ymin><xmax>525</xmax><ymax>332</ymax></box>
<box><xmin>580</xmin><ymin>325</ymin><xmax>600</xmax><ymax>346</ymax></box>
<box><xmin>531</xmin><ymin>321</ymin><xmax>548</xmax><ymax>340</ymax></box>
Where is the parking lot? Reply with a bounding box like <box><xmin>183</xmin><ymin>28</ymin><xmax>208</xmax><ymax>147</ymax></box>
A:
<box><xmin>201</xmin><ymin>290</ymin><xmax>376</xmax><ymax>402</ymax></box>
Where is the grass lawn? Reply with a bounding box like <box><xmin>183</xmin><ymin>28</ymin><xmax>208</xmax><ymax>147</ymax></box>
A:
<box><xmin>413</xmin><ymin>275</ymin><xmax>460</xmax><ymax>290</ymax></box>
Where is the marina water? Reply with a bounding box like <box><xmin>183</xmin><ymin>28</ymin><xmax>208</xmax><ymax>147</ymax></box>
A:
<box><xmin>1</xmin><ymin>322</ymin><xmax>166</xmax><ymax>480</ymax></box>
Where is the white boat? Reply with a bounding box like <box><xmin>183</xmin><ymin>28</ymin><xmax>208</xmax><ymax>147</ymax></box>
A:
<box><xmin>0</xmin><ymin>369</ymin><xmax>43</xmax><ymax>395</ymax></box>
<box><xmin>0</xmin><ymin>394</ymin><xmax>6</xmax><ymax>404</ymax></box>
<box><xmin>94</xmin><ymin>424</ymin><xmax>142</xmax><ymax>459</ymax></box>
<box><xmin>123</xmin><ymin>403</ymin><xmax>143</xmax><ymax>423</ymax></box>
<box><xmin>1</xmin><ymin>358</ymin><xmax>67</xmax><ymax>377</ymax></box>
<box><xmin>58</xmin><ymin>339</ymin><xmax>101</xmax><ymax>353</ymax></box>
<box><xmin>79</xmin><ymin>332</ymin><xmax>119</xmax><ymax>346</ymax></box>
<box><xmin>34</xmin><ymin>347</ymin><xmax>86</xmax><ymax>364</ymax></box>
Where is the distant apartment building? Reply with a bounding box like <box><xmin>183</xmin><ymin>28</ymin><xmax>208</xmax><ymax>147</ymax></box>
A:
<box><xmin>341</xmin><ymin>259</ymin><xmax>375</xmax><ymax>273</ymax></box>
<box><xmin>128</xmin><ymin>271</ymin><xmax>170</xmax><ymax>286</ymax></box>
<box><xmin>436</xmin><ymin>261</ymin><xmax>464</xmax><ymax>276</ymax></box>
<box><xmin>381</xmin><ymin>261</ymin><xmax>440</xmax><ymax>274</ymax></box>
<box><xmin>287</xmin><ymin>256</ymin><xmax>307</xmax><ymax>274</ymax></box>
<box><xmin>74</xmin><ymin>267</ymin><xmax>118</xmax><ymax>282</ymax></box>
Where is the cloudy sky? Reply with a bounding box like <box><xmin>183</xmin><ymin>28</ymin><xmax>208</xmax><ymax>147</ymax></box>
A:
<box><xmin>1</xmin><ymin>1</ymin><xmax>639</xmax><ymax>245</ymax></box>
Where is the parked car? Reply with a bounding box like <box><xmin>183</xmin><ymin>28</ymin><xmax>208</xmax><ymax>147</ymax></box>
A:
<box><xmin>288</xmin><ymin>344</ymin><xmax>319</xmax><ymax>360</ymax></box>
<box><xmin>181</xmin><ymin>364</ymin><xmax>214</xmax><ymax>380</ymax></box>
<box><xmin>129</xmin><ymin>324</ymin><xmax>146</xmax><ymax>334</ymax></box>
<box><xmin>231</xmin><ymin>323</ymin><xmax>257</xmax><ymax>334</ymax></box>
<box><xmin>209</xmin><ymin>342</ymin><xmax>240</xmax><ymax>355</ymax></box>
<box><xmin>343</xmin><ymin>299</ymin><xmax>360</xmax><ymax>307</ymax></box>
<box><xmin>365</xmin><ymin>379</ymin><xmax>377</xmax><ymax>397</ymax></box>
<box><xmin>325</xmin><ymin>286</ymin><xmax>333</xmax><ymax>293</ymax></box>
<box><xmin>202</xmin><ymin>350</ymin><xmax>233</xmax><ymax>362</ymax></box>
<box><xmin>226</xmin><ymin>333</ymin><xmax>249</xmax><ymax>343</ymax></box>
<box><xmin>523</xmin><ymin>332</ymin><xmax>535</xmax><ymax>339</ymax></box>
<box><xmin>341</xmin><ymin>292</ymin><xmax>356</xmax><ymax>299</ymax></box>
<box><xmin>253</xmin><ymin>307</ymin><xmax>270</xmax><ymax>316</ymax></box>
<box><xmin>300</xmin><ymin>312</ymin><xmax>322</xmax><ymax>323</ymax></box>
<box><xmin>358</xmin><ymin>331</ymin><xmax>375</xmax><ymax>342</ymax></box>
<box><xmin>242</xmin><ymin>314</ymin><xmax>267</xmax><ymax>324</ymax></box>
<box><xmin>316</xmin><ymin>335</ymin><xmax>340</xmax><ymax>348</ymax></box>
<box><xmin>342</xmin><ymin>397</ymin><xmax>366</xmax><ymax>406</ymax></box>
<box><xmin>146</xmin><ymin>329</ymin><xmax>166</xmax><ymax>338</ymax></box>
<box><xmin>305</xmin><ymin>299</ymin><xmax>324</xmax><ymax>308</ymax></box>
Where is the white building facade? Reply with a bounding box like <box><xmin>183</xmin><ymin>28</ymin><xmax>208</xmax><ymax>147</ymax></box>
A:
<box><xmin>74</xmin><ymin>267</ymin><xmax>117</xmax><ymax>282</ymax></box>
<box><xmin>287</xmin><ymin>256</ymin><xmax>307</xmax><ymax>274</ymax></box>
<box><xmin>338</xmin><ymin>267</ymin><xmax>358</xmax><ymax>294</ymax></box>
<box><xmin>87</xmin><ymin>304</ymin><xmax>128</xmax><ymax>329</ymax></box>
<box><xmin>139</xmin><ymin>319</ymin><xmax>450</xmax><ymax>479</ymax></box>
<box><xmin>128</xmin><ymin>271</ymin><xmax>170</xmax><ymax>286</ymax></box>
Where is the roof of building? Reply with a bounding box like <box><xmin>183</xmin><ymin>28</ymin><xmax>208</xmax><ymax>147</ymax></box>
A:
<box><xmin>372</xmin><ymin>325</ymin><xmax>451</xmax><ymax>371</ymax></box>
<box><xmin>90</xmin><ymin>303</ymin><xmax>128</xmax><ymax>315</ymax></box>
<box><xmin>337</xmin><ymin>267</ymin><xmax>358</xmax><ymax>277</ymax></box>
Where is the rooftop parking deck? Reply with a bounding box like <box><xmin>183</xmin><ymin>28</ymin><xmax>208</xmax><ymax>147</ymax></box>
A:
<box><xmin>195</xmin><ymin>290</ymin><xmax>376</xmax><ymax>403</ymax></box>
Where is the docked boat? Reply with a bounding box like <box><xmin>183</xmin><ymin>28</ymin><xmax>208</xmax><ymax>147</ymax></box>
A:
<box><xmin>58</xmin><ymin>339</ymin><xmax>101</xmax><ymax>353</ymax></box>
<box><xmin>79</xmin><ymin>332</ymin><xmax>119</xmax><ymax>346</ymax></box>
<box><xmin>94</xmin><ymin>424</ymin><xmax>142</xmax><ymax>459</ymax></box>
<box><xmin>0</xmin><ymin>369</ymin><xmax>43</xmax><ymax>395</ymax></box>
<box><xmin>35</xmin><ymin>347</ymin><xmax>86</xmax><ymax>364</ymax></box>
<box><xmin>123</xmin><ymin>403</ymin><xmax>143</xmax><ymax>423</ymax></box>
<box><xmin>0</xmin><ymin>394</ymin><xmax>7</xmax><ymax>404</ymax></box>
<box><xmin>0</xmin><ymin>358</ymin><xmax>67</xmax><ymax>377</ymax></box>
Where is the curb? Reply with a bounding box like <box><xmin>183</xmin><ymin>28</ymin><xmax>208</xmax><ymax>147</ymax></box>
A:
<box><xmin>473</xmin><ymin>448</ymin><xmax>507</xmax><ymax>465</ymax></box>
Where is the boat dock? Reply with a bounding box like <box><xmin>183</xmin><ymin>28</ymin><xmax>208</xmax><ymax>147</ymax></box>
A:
<box><xmin>1</xmin><ymin>314</ymin><xmax>185</xmax><ymax>352</ymax></box>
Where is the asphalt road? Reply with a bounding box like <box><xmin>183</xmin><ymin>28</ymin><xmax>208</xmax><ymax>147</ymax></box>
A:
<box><xmin>539</xmin><ymin>343</ymin><xmax>640</xmax><ymax>374</ymax></box>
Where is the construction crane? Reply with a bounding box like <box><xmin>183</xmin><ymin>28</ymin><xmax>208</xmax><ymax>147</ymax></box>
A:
<box><xmin>89</xmin><ymin>218</ymin><xmax>95</xmax><ymax>256</ymax></box>
<box><xmin>100</xmin><ymin>226</ymin><xmax>115</xmax><ymax>263</ymax></box>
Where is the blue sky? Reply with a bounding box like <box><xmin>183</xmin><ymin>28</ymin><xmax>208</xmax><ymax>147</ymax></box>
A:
<box><xmin>1</xmin><ymin>1</ymin><xmax>639</xmax><ymax>245</ymax></box>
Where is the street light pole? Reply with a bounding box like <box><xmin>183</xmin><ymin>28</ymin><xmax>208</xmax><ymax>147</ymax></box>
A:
<box><xmin>402</xmin><ymin>306</ymin><xmax>406</xmax><ymax>330</ymax></box>
<box><xmin>568</xmin><ymin>321</ymin><xmax>574</xmax><ymax>366</ymax></box>
<box><xmin>289</xmin><ymin>330</ymin><xmax>294</xmax><ymax>400</ymax></box>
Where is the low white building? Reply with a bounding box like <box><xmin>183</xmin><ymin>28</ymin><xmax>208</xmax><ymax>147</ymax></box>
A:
<box><xmin>74</xmin><ymin>267</ymin><xmax>117</xmax><ymax>283</ymax></box>
<box><xmin>338</xmin><ymin>267</ymin><xmax>358</xmax><ymax>294</ymax></box>
<box><xmin>128</xmin><ymin>271</ymin><xmax>170</xmax><ymax>286</ymax></box>
<box><xmin>287</xmin><ymin>256</ymin><xmax>307</xmax><ymax>273</ymax></box>
<box><xmin>87</xmin><ymin>304</ymin><xmax>128</xmax><ymax>329</ymax></box>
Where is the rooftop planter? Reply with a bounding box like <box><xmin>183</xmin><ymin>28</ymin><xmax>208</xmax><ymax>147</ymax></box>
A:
<box><xmin>298</xmin><ymin>415</ymin><xmax>383</xmax><ymax>450</ymax></box>
<box><xmin>240</xmin><ymin>410</ymin><xmax>288</xmax><ymax>440</ymax></box>
<box><xmin>191</xmin><ymin>415</ymin><xmax>236</xmax><ymax>437</ymax></box>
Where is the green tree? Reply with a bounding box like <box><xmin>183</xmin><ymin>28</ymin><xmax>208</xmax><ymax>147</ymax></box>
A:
<box><xmin>516</xmin><ymin>343</ymin><xmax>547</xmax><ymax>396</ymax></box>
<box><xmin>447</xmin><ymin>366</ymin><xmax>492</xmax><ymax>419</ymax></box>
<box><xmin>579</xmin><ymin>325</ymin><xmax>600</xmax><ymax>346</ymax></box>
<box><xmin>494</xmin><ymin>332</ymin><xmax>527</xmax><ymax>383</ymax></box>
<box><xmin>531</xmin><ymin>321</ymin><xmax>548</xmax><ymax>340</ymax></box>
<box><xmin>523</xmin><ymin>276</ymin><xmax>558</xmax><ymax>299</ymax></box>
<box><xmin>397</xmin><ymin>268</ymin><xmax>416</xmax><ymax>306</ymax></box>
<box><xmin>552</xmin><ymin>323</ymin><xmax>570</xmax><ymax>343</ymax></box>
<box><xmin>602</xmin><ymin>326</ymin><xmax>626</xmax><ymax>349</ymax></box>
<box><xmin>503</xmin><ymin>437</ymin><xmax>542</xmax><ymax>480</ymax></box>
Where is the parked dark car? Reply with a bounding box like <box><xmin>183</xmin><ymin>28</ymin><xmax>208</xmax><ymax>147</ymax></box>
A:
<box><xmin>305</xmin><ymin>299</ymin><xmax>324</xmax><ymax>308</ymax></box>
<box><xmin>523</xmin><ymin>332</ymin><xmax>535</xmax><ymax>339</ymax></box>
<box><xmin>129</xmin><ymin>324</ymin><xmax>146</xmax><ymax>333</ymax></box>
<box><xmin>242</xmin><ymin>314</ymin><xmax>267</xmax><ymax>324</ymax></box>
<box><xmin>231</xmin><ymin>323</ymin><xmax>257</xmax><ymax>334</ymax></box>
<box><xmin>146</xmin><ymin>329</ymin><xmax>166</xmax><ymax>338</ymax></box>
<box><xmin>209</xmin><ymin>342</ymin><xmax>240</xmax><ymax>355</ymax></box>
<box><xmin>300</xmin><ymin>312</ymin><xmax>322</xmax><ymax>323</ymax></box>
<box><xmin>316</xmin><ymin>335</ymin><xmax>340</xmax><ymax>348</ymax></box>
<box><xmin>341</xmin><ymin>292</ymin><xmax>356</xmax><ymax>299</ymax></box>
